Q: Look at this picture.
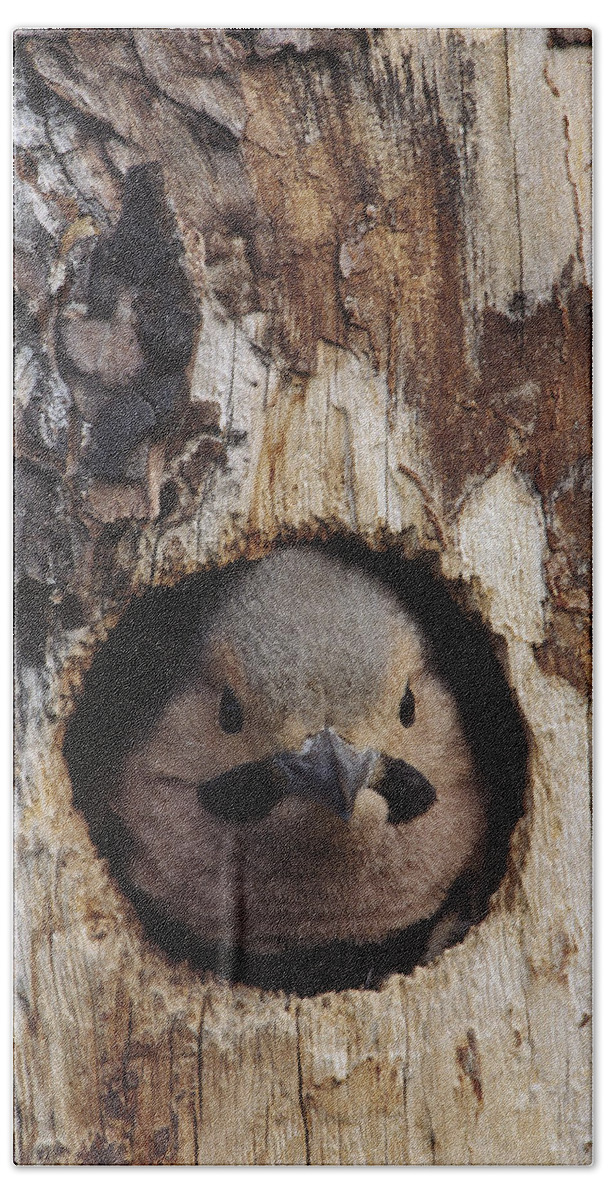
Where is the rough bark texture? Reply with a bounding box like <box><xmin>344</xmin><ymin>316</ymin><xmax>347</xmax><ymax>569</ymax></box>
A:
<box><xmin>14</xmin><ymin>28</ymin><xmax>591</xmax><ymax>1165</ymax></box>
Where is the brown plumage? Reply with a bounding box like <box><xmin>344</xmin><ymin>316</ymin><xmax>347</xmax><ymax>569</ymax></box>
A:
<box><xmin>64</xmin><ymin>538</ymin><xmax>528</xmax><ymax>993</ymax></box>
<box><xmin>108</xmin><ymin>548</ymin><xmax>487</xmax><ymax>958</ymax></box>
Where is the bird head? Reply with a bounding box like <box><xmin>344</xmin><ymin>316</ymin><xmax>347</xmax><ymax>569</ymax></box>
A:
<box><xmin>191</xmin><ymin>546</ymin><xmax>440</xmax><ymax>827</ymax></box>
<box><xmin>67</xmin><ymin>541</ymin><xmax>495</xmax><ymax>969</ymax></box>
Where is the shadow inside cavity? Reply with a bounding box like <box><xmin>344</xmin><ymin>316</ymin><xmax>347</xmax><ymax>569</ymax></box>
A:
<box><xmin>62</xmin><ymin>532</ymin><xmax>529</xmax><ymax>996</ymax></box>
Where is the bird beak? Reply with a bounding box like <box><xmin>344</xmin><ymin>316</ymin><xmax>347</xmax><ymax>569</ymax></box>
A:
<box><xmin>273</xmin><ymin>728</ymin><xmax>378</xmax><ymax>822</ymax></box>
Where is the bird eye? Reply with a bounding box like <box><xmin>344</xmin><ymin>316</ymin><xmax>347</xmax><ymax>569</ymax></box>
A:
<box><xmin>399</xmin><ymin>685</ymin><xmax>416</xmax><ymax>728</ymax></box>
<box><xmin>219</xmin><ymin>686</ymin><xmax>244</xmax><ymax>734</ymax></box>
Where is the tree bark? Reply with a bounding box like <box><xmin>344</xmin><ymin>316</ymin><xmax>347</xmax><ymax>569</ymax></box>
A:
<box><xmin>14</xmin><ymin>28</ymin><xmax>591</xmax><ymax>1165</ymax></box>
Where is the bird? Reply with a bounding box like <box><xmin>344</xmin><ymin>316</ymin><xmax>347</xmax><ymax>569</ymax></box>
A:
<box><xmin>63</xmin><ymin>538</ymin><xmax>527</xmax><ymax>994</ymax></box>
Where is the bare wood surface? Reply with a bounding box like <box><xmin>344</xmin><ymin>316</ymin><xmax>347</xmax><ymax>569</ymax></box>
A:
<box><xmin>14</xmin><ymin>28</ymin><xmax>591</xmax><ymax>1164</ymax></box>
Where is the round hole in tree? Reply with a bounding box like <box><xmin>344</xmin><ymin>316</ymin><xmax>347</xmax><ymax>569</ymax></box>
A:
<box><xmin>62</xmin><ymin>533</ymin><xmax>528</xmax><ymax>996</ymax></box>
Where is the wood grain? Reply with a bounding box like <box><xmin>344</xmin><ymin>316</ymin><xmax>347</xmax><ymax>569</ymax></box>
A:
<box><xmin>14</xmin><ymin>28</ymin><xmax>591</xmax><ymax>1164</ymax></box>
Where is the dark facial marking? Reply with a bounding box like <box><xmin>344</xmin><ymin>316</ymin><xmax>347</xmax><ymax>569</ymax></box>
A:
<box><xmin>374</xmin><ymin>755</ymin><xmax>437</xmax><ymax>824</ymax></box>
<box><xmin>399</xmin><ymin>685</ymin><xmax>416</xmax><ymax>727</ymax></box>
<box><xmin>219</xmin><ymin>685</ymin><xmax>244</xmax><ymax>734</ymax></box>
<box><xmin>197</xmin><ymin>759</ymin><xmax>287</xmax><ymax>823</ymax></box>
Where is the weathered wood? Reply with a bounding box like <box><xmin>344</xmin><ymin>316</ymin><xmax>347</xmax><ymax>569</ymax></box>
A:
<box><xmin>14</xmin><ymin>28</ymin><xmax>591</xmax><ymax>1164</ymax></box>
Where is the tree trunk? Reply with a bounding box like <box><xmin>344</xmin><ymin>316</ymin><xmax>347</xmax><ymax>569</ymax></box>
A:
<box><xmin>14</xmin><ymin>28</ymin><xmax>591</xmax><ymax>1165</ymax></box>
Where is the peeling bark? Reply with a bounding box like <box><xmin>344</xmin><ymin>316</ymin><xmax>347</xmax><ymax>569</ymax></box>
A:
<box><xmin>14</xmin><ymin>29</ymin><xmax>591</xmax><ymax>1164</ymax></box>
